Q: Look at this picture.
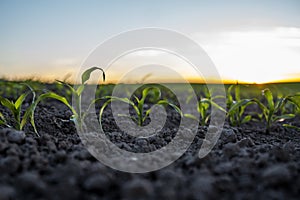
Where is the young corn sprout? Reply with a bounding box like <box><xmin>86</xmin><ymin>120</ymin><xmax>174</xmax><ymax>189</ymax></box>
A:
<box><xmin>200</xmin><ymin>98</ymin><xmax>226</xmax><ymax>126</ymax></box>
<box><xmin>31</xmin><ymin>67</ymin><xmax>105</xmax><ymax>132</ymax></box>
<box><xmin>100</xmin><ymin>86</ymin><xmax>182</xmax><ymax>126</ymax></box>
<box><xmin>226</xmin><ymin>84</ymin><xmax>256</xmax><ymax>126</ymax></box>
<box><xmin>254</xmin><ymin>88</ymin><xmax>300</xmax><ymax>133</ymax></box>
<box><xmin>0</xmin><ymin>84</ymin><xmax>37</xmax><ymax>132</ymax></box>
<box><xmin>183</xmin><ymin>86</ymin><xmax>226</xmax><ymax>126</ymax></box>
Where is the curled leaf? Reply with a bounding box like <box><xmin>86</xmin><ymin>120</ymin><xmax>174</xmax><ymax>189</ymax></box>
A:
<box><xmin>81</xmin><ymin>67</ymin><xmax>105</xmax><ymax>84</ymax></box>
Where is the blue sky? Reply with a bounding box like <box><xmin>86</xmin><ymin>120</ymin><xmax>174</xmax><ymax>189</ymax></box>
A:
<box><xmin>1</xmin><ymin>0</ymin><xmax>300</xmax><ymax>83</ymax></box>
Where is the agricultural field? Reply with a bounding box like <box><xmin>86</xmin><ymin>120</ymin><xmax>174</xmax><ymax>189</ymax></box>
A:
<box><xmin>0</xmin><ymin>71</ymin><xmax>300</xmax><ymax>199</ymax></box>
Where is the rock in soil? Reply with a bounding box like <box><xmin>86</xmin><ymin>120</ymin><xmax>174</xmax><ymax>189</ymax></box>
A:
<box><xmin>222</xmin><ymin>128</ymin><xmax>237</xmax><ymax>143</ymax></box>
<box><xmin>262</xmin><ymin>164</ymin><xmax>291</xmax><ymax>186</ymax></box>
<box><xmin>0</xmin><ymin>128</ymin><xmax>26</xmax><ymax>144</ymax></box>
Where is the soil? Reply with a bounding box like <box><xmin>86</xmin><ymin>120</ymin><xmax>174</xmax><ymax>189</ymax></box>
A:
<box><xmin>0</xmin><ymin>87</ymin><xmax>300</xmax><ymax>200</ymax></box>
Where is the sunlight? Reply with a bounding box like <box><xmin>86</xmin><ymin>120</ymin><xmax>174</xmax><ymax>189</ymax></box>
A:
<box><xmin>197</xmin><ymin>27</ymin><xmax>300</xmax><ymax>83</ymax></box>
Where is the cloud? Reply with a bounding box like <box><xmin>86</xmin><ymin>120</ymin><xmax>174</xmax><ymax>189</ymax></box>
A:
<box><xmin>192</xmin><ymin>26</ymin><xmax>300</xmax><ymax>83</ymax></box>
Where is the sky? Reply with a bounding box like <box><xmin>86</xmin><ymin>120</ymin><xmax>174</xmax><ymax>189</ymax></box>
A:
<box><xmin>0</xmin><ymin>0</ymin><xmax>300</xmax><ymax>83</ymax></box>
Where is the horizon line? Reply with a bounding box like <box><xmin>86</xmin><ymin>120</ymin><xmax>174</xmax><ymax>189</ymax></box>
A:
<box><xmin>1</xmin><ymin>76</ymin><xmax>300</xmax><ymax>85</ymax></box>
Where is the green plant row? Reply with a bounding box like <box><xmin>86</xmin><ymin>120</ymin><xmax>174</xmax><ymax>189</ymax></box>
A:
<box><xmin>185</xmin><ymin>84</ymin><xmax>300</xmax><ymax>133</ymax></box>
<box><xmin>0</xmin><ymin>67</ymin><xmax>105</xmax><ymax>135</ymax></box>
<box><xmin>0</xmin><ymin>68</ymin><xmax>300</xmax><ymax>135</ymax></box>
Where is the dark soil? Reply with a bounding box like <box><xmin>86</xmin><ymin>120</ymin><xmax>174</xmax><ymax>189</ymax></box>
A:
<box><xmin>0</xmin><ymin>91</ymin><xmax>300</xmax><ymax>200</ymax></box>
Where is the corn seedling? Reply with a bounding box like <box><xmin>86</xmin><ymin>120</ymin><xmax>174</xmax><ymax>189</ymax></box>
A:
<box><xmin>100</xmin><ymin>86</ymin><xmax>182</xmax><ymax>126</ymax></box>
<box><xmin>183</xmin><ymin>86</ymin><xmax>226</xmax><ymax>126</ymax></box>
<box><xmin>31</xmin><ymin>67</ymin><xmax>105</xmax><ymax>132</ymax></box>
<box><xmin>193</xmin><ymin>96</ymin><xmax>225</xmax><ymax>126</ymax></box>
<box><xmin>254</xmin><ymin>88</ymin><xmax>300</xmax><ymax>133</ymax></box>
<box><xmin>0</xmin><ymin>84</ymin><xmax>37</xmax><ymax>132</ymax></box>
<box><xmin>226</xmin><ymin>84</ymin><xmax>255</xmax><ymax>126</ymax></box>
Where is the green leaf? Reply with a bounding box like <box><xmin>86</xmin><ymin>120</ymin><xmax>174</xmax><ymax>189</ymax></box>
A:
<box><xmin>99</xmin><ymin>99</ymin><xmax>112</xmax><ymax>128</ymax></box>
<box><xmin>0</xmin><ymin>96</ymin><xmax>19</xmax><ymax>129</ymax></box>
<box><xmin>140</xmin><ymin>87</ymin><xmax>161</xmax><ymax>103</ymax></box>
<box><xmin>76</xmin><ymin>84</ymin><xmax>85</xmax><ymax>96</ymax></box>
<box><xmin>147</xmin><ymin>87</ymin><xmax>161</xmax><ymax>103</ymax></box>
<box><xmin>0</xmin><ymin>111</ymin><xmax>5</xmax><ymax>120</ymax></box>
<box><xmin>200</xmin><ymin>98</ymin><xmax>211</xmax><ymax>109</ymax></box>
<box><xmin>197</xmin><ymin>101</ymin><xmax>202</xmax><ymax>113</ymax></box>
<box><xmin>263</xmin><ymin>88</ymin><xmax>274</xmax><ymax>111</ymax></box>
<box><xmin>0</xmin><ymin>111</ymin><xmax>7</xmax><ymax>126</ymax></box>
<box><xmin>226</xmin><ymin>85</ymin><xmax>234</xmax><ymax>109</ymax></box>
<box><xmin>23</xmin><ymin>92</ymin><xmax>72</xmax><ymax>134</ymax></box>
<box><xmin>15</xmin><ymin>93</ymin><xmax>30</xmax><ymax>129</ymax></box>
<box><xmin>211</xmin><ymin>95</ymin><xmax>226</xmax><ymax>101</ymax></box>
<box><xmin>274</xmin><ymin>114</ymin><xmax>295</xmax><ymax>122</ymax></box>
<box><xmin>274</xmin><ymin>97</ymin><xmax>286</xmax><ymax>112</ymax></box>
<box><xmin>286</xmin><ymin>97</ymin><xmax>300</xmax><ymax>110</ymax></box>
<box><xmin>133</xmin><ymin>95</ymin><xmax>140</xmax><ymax>104</ymax></box>
<box><xmin>20</xmin><ymin>104</ymin><xmax>36</xmax><ymax>133</ymax></box>
<box><xmin>81</xmin><ymin>67</ymin><xmax>105</xmax><ymax>84</ymax></box>
<box><xmin>241</xmin><ymin>115</ymin><xmax>252</xmax><ymax>124</ymax></box>
<box><xmin>0</xmin><ymin>120</ymin><xmax>5</xmax><ymax>126</ymax></box>
<box><xmin>15</xmin><ymin>92</ymin><xmax>29</xmax><ymax>110</ymax></box>
<box><xmin>21</xmin><ymin>83</ymin><xmax>36</xmax><ymax>104</ymax></box>
<box><xmin>142</xmin><ymin>109</ymin><xmax>152</xmax><ymax>123</ymax></box>
<box><xmin>283</xmin><ymin>124</ymin><xmax>300</xmax><ymax>131</ymax></box>
<box><xmin>157</xmin><ymin>100</ymin><xmax>183</xmax><ymax>116</ymax></box>
<box><xmin>99</xmin><ymin>96</ymin><xmax>140</xmax><ymax>127</ymax></box>
<box><xmin>140</xmin><ymin>87</ymin><xmax>150</xmax><ymax>102</ymax></box>
<box><xmin>210</xmin><ymin>100</ymin><xmax>227</xmax><ymax>113</ymax></box>
<box><xmin>37</xmin><ymin>92</ymin><xmax>74</xmax><ymax>112</ymax></box>
<box><xmin>252</xmin><ymin>98</ymin><xmax>268</xmax><ymax>119</ymax></box>
<box><xmin>201</xmin><ymin>98</ymin><xmax>226</xmax><ymax>113</ymax></box>
<box><xmin>0</xmin><ymin>96</ymin><xmax>16</xmax><ymax>114</ymax></box>
<box><xmin>205</xmin><ymin>114</ymin><xmax>211</xmax><ymax>124</ymax></box>
<box><xmin>227</xmin><ymin>99</ymin><xmax>253</xmax><ymax>115</ymax></box>
<box><xmin>56</xmin><ymin>80</ymin><xmax>76</xmax><ymax>94</ymax></box>
<box><xmin>31</xmin><ymin>92</ymin><xmax>76</xmax><ymax>134</ymax></box>
<box><xmin>183</xmin><ymin>113</ymin><xmax>199</xmax><ymax>121</ymax></box>
<box><xmin>110</xmin><ymin>96</ymin><xmax>136</xmax><ymax>107</ymax></box>
<box><xmin>0</xmin><ymin>84</ymin><xmax>36</xmax><ymax>131</ymax></box>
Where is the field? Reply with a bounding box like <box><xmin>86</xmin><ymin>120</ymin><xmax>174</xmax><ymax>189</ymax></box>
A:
<box><xmin>0</xmin><ymin>77</ymin><xmax>300</xmax><ymax>199</ymax></box>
